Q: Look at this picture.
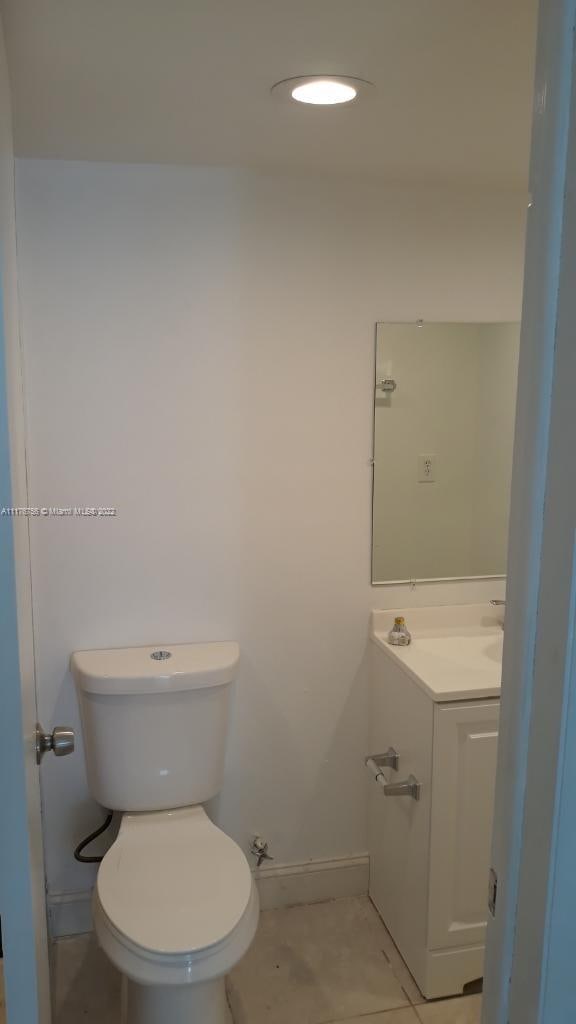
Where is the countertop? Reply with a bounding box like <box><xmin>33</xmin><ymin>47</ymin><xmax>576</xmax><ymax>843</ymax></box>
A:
<box><xmin>370</xmin><ymin>604</ymin><xmax>503</xmax><ymax>703</ymax></box>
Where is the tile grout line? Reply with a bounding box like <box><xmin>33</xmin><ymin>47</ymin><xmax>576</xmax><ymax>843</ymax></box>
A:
<box><xmin>379</xmin><ymin>945</ymin><xmax>425</xmax><ymax>1007</ymax></box>
<box><xmin>317</xmin><ymin>1004</ymin><xmax>422</xmax><ymax>1024</ymax></box>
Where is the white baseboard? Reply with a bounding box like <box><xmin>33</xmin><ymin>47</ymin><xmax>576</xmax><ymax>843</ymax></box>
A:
<box><xmin>47</xmin><ymin>854</ymin><xmax>370</xmax><ymax>938</ymax></box>
<box><xmin>48</xmin><ymin>889</ymin><xmax>93</xmax><ymax>938</ymax></box>
<box><xmin>255</xmin><ymin>854</ymin><xmax>369</xmax><ymax>911</ymax></box>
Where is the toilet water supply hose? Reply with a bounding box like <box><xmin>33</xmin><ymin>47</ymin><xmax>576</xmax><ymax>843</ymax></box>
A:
<box><xmin>74</xmin><ymin>810</ymin><xmax>114</xmax><ymax>863</ymax></box>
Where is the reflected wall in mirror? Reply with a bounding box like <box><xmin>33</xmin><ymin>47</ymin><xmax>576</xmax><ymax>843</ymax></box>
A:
<box><xmin>372</xmin><ymin>322</ymin><xmax>520</xmax><ymax>584</ymax></box>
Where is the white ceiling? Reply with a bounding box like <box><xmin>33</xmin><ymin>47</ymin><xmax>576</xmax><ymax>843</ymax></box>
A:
<box><xmin>1</xmin><ymin>0</ymin><xmax>537</xmax><ymax>187</ymax></box>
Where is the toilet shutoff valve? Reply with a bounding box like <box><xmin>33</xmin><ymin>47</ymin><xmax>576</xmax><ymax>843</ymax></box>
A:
<box><xmin>250</xmin><ymin>835</ymin><xmax>273</xmax><ymax>867</ymax></box>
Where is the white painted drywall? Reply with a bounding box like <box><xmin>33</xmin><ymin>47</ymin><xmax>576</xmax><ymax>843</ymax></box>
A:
<box><xmin>14</xmin><ymin>160</ymin><xmax>524</xmax><ymax>901</ymax></box>
<box><xmin>1</xmin><ymin>0</ymin><xmax>537</xmax><ymax>185</ymax></box>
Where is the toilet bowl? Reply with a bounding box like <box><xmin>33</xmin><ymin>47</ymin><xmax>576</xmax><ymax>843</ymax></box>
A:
<box><xmin>93</xmin><ymin>807</ymin><xmax>259</xmax><ymax>1024</ymax></box>
<box><xmin>71</xmin><ymin>641</ymin><xmax>258</xmax><ymax>1024</ymax></box>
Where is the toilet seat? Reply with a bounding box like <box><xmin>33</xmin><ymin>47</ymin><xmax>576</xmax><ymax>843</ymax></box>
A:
<box><xmin>94</xmin><ymin>883</ymin><xmax>260</xmax><ymax>988</ymax></box>
<box><xmin>97</xmin><ymin>806</ymin><xmax>253</xmax><ymax>955</ymax></box>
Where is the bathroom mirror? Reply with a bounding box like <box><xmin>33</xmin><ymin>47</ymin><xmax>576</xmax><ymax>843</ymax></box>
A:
<box><xmin>372</xmin><ymin>321</ymin><xmax>520</xmax><ymax>584</ymax></box>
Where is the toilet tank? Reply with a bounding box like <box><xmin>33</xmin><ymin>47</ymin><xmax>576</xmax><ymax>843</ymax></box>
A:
<box><xmin>71</xmin><ymin>642</ymin><xmax>239</xmax><ymax>812</ymax></box>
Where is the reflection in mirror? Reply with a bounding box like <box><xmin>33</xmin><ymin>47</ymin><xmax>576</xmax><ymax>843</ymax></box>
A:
<box><xmin>372</xmin><ymin>322</ymin><xmax>520</xmax><ymax>584</ymax></box>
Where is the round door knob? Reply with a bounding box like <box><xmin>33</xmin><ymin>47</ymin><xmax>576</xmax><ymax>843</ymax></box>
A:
<box><xmin>52</xmin><ymin>727</ymin><xmax>75</xmax><ymax>757</ymax></box>
<box><xmin>36</xmin><ymin>723</ymin><xmax>75</xmax><ymax>764</ymax></box>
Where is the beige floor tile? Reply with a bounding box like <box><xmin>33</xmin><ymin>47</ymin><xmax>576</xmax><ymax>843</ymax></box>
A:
<box><xmin>332</xmin><ymin>1010</ymin><xmax>420</xmax><ymax>1024</ymax></box>
<box><xmin>377</xmin><ymin>919</ymin><xmax>425</xmax><ymax>1005</ymax></box>
<box><xmin>52</xmin><ymin>934</ymin><xmax>120</xmax><ymax>1024</ymax></box>
<box><xmin>47</xmin><ymin>899</ymin><xmax>478</xmax><ymax>1024</ymax></box>
<box><xmin>415</xmin><ymin>994</ymin><xmax>482</xmax><ymax>1024</ymax></box>
<box><xmin>228</xmin><ymin>896</ymin><xmax>411</xmax><ymax>1024</ymax></box>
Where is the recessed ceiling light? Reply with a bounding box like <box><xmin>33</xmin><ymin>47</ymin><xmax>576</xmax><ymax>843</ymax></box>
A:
<box><xmin>271</xmin><ymin>76</ymin><xmax>373</xmax><ymax>106</ymax></box>
<box><xmin>292</xmin><ymin>80</ymin><xmax>356</xmax><ymax>105</ymax></box>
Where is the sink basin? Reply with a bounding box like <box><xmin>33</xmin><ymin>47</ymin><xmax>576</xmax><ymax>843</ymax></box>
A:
<box><xmin>415</xmin><ymin>630</ymin><xmax>504</xmax><ymax>668</ymax></box>
<box><xmin>370</xmin><ymin>604</ymin><xmax>503</xmax><ymax>702</ymax></box>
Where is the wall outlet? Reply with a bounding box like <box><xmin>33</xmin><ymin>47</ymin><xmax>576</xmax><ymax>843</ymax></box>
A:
<box><xmin>418</xmin><ymin>453</ymin><xmax>437</xmax><ymax>482</ymax></box>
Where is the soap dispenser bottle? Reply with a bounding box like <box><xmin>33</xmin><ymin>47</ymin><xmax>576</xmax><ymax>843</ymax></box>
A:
<box><xmin>388</xmin><ymin>616</ymin><xmax>412</xmax><ymax>646</ymax></box>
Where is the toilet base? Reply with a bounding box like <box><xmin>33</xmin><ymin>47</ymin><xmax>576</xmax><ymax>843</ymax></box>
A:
<box><xmin>121</xmin><ymin>975</ymin><xmax>232</xmax><ymax>1024</ymax></box>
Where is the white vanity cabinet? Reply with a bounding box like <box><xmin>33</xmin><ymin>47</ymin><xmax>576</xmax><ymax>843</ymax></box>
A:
<box><xmin>368</xmin><ymin>609</ymin><xmax>501</xmax><ymax>1000</ymax></box>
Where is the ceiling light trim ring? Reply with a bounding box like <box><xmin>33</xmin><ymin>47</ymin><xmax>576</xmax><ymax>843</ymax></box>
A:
<box><xmin>271</xmin><ymin>75</ymin><xmax>373</xmax><ymax>106</ymax></box>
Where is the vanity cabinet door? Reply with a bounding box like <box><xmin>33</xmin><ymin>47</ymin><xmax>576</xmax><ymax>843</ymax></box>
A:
<box><xmin>428</xmin><ymin>701</ymin><xmax>500</xmax><ymax>952</ymax></box>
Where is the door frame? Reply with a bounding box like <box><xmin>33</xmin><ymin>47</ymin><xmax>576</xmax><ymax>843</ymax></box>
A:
<box><xmin>483</xmin><ymin>0</ymin><xmax>576</xmax><ymax>1021</ymax></box>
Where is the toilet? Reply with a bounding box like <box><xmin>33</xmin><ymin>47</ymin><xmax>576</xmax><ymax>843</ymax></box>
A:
<box><xmin>71</xmin><ymin>641</ymin><xmax>259</xmax><ymax>1024</ymax></box>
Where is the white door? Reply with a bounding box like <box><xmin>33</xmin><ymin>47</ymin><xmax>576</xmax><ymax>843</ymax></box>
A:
<box><xmin>0</xmin><ymin>289</ymin><xmax>51</xmax><ymax>1022</ymax></box>
<box><xmin>0</xmin><ymin>25</ymin><xmax>52</xmax><ymax>1019</ymax></box>
<box><xmin>483</xmin><ymin>0</ymin><xmax>576</xmax><ymax>1021</ymax></box>
<box><xmin>428</xmin><ymin>702</ymin><xmax>499</xmax><ymax>953</ymax></box>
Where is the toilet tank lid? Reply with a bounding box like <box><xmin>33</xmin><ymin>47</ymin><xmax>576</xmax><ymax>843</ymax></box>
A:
<box><xmin>70</xmin><ymin>642</ymin><xmax>240</xmax><ymax>695</ymax></box>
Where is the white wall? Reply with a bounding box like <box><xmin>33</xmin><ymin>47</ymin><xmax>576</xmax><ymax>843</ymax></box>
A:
<box><xmin>14</xmin><ymin>160</ymin><xmax>525</xmax><ymax>901</ymax></box>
